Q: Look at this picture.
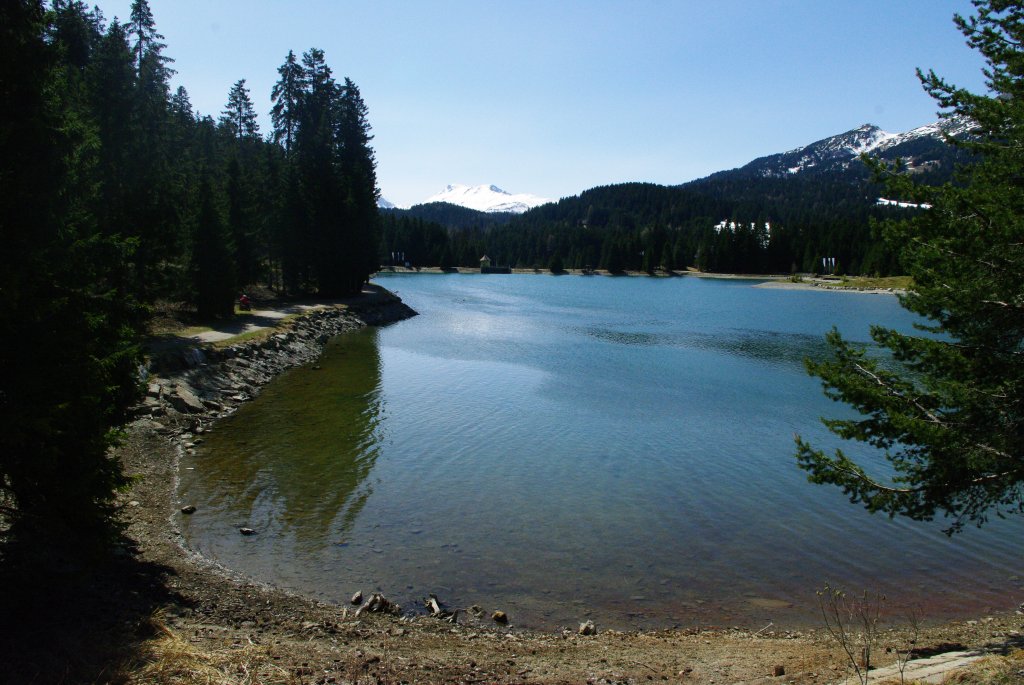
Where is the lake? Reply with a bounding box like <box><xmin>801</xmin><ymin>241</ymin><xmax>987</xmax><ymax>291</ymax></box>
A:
<box><xmin>178</xmin><ymin>274</ymin><xmax>1022</xmax><ymax>629</ymax></box>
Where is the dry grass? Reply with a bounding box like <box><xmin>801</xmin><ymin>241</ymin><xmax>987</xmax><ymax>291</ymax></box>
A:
<box><xmin>120</xmin><ymin>616</ymin><xmax>291</xmax><ymax>685</ymax></box>
<box><xmin>943</xmin><ymin>648</ymin><xmax>1024</xmax><ymax>684</ymax></box>
<box><xmin>206</xmin><ymin>312</ymin><xmax>305</xmax><ymax>349</ymax></box>
<box><xmin>836</xmin><ymin>275</ymin><xmax>913</xmax><ymax>290</ymax></box>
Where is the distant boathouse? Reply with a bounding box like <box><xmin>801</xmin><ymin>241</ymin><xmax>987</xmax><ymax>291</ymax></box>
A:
<box><xmin>479</xmin><ymin>255</ymin><xmax>511</xmax><ymax>274</ymax></box>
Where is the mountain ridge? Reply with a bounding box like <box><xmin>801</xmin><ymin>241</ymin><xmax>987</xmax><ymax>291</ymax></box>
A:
<box><xmin>698</xmin><ymin>115</ymin><xmax>973</xmax><ymax>183</ymax></box>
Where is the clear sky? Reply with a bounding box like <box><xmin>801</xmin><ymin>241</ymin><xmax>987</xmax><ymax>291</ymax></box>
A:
<box><xmin>99</xmin><ymin>1</ymin><xmax>988</xmax><ymax>207</ymax></box>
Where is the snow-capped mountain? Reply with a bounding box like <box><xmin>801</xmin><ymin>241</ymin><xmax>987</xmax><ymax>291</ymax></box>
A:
<box><xmin>707</xmin><ymin>115</ymin><xmax>974</xmax><ymax>181</ymax></box>
<box><xmin>423</xmin><ymin>184</ymin><xmax>552</xmax><ymax>214</ymax></box>
<box><xmin>377</xmin><ymin>196</ymin><xmax>396</xmax><ymax>210</ymax></box>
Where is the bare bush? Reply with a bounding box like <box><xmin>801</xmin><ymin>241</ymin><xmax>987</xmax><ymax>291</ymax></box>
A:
<box><xmin>817</xmin><ymin>584</ymin><xmax>884</xmax><ymax>685</ymax></box>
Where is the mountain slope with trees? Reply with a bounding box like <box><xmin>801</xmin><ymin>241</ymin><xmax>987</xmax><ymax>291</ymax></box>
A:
<box><xmin>394</xmin><ymin>119</ymin><xmax>970</xmax><ymax>275</ymax></box>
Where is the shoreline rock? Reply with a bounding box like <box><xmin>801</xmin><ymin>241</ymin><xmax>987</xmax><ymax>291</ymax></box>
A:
<box><xmin>139</xmin><ymin>290</ymin><xmax>417</xmax><ymax>429</ymax></box>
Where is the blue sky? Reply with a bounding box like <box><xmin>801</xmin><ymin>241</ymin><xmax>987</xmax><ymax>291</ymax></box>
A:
<box><xmin>100</xmin><ymin>1</ymin><xmax>988</xmax><ymax>207</ymax></box>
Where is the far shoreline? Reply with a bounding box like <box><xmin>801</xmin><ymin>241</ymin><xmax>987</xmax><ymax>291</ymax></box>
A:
<box><xmin>376</xmin><ymin>266</ymin><xmax>905</xmax><ymax>294</ymax></box>
<box><xmin>377</xmin><ymin>265</ymin><xmax>786</xmax><ymax>279</ymax></box>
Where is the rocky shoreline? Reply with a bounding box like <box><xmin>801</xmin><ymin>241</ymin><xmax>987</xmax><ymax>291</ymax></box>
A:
<box><xmin>142</xmin><ymin>290</ymin><xmax>417</xmax><ymax>425</ymax></box>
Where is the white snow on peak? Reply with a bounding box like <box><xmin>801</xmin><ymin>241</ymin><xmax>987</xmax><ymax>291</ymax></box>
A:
<box><xmin>423</xmin><ymin>183</ymin><xmax>552</xmax><ymax>214</ymax></box>
<box><xmin>756</xmin><ymin>115</ymin><xmax>974</xmax><ymax>178</ymax></box>
<box><xmin>377</xmin><ymin>196</ymin><xmax>396</xmax><ymax>210</ymax></box>
<box><xmin>865</xmin><ymin>114</ymin><xmax>974</xmax><ymax>154</ymax></box>
<box><xmin>848</xmin><ymin>125</ymin><xmax>898</xmax><ymax>155</ymax></box>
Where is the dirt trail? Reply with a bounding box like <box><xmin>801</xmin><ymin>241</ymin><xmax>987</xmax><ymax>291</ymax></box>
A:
<box><xmin>168</xmin><ymin>285</ymin><xmax>402</xmax><ymax>344</ymax></box>
<box><xmin>187</xmin><ymin>303</ymin><xmax>329</xmax><ymax>343</ymax></box>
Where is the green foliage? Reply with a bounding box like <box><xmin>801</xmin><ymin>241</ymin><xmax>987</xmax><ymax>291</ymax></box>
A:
<box><xmin>548</xmin><ymin>252</ymin><xmax>565</xmax><ymax>273</ymax></box>
<box><xmin>796</xmin><ymin>0</ymin><xmax>1024</xmax><ymax>533</ymax></box>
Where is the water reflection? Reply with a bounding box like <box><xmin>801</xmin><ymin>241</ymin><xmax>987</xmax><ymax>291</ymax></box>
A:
<box><xmin>180</xmin><ymin>329</ymin><xmax>384</xmax><ymax>553</ymax></box>
<box><xmin>581</xmin><ymin>325</ymin><xmax>838</xmax><ymax>370</ymax></box>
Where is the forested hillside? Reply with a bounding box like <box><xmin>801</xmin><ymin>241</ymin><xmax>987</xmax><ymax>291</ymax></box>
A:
<box><xmin>386</xmin><ymin>178</ymin><xmax>913</xmax><ymax>275</ymax></box>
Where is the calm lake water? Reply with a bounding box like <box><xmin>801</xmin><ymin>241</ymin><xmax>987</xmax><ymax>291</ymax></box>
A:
<box><xmin>179</xmin><ymin>274</ymin><xmax>1023</xmax><ymax>629</ymax></box>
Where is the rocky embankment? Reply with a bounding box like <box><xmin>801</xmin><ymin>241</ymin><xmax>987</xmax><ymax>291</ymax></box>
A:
<box><xmin>140</xmin><ymin>294</ymin><xmax>416</xmax><ymax>427</ymax></box>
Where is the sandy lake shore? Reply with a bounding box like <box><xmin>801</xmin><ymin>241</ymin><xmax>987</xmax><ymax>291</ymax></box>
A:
<box><xmin>754</xmin><ymin>280</ymin><xmax>903</xmax><ymax>295</ymax></box>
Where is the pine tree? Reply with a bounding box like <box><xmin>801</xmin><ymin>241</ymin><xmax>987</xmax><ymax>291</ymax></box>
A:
<box><xmin>128</xmin><ymin>0</ymin><xmax>181</xmax><ymax>298</ymax></box>
<box><xmin>796</xmin><ymin>0</ymin><xmax>1024</xmax><ymax>533</ymax></box>
<box><xmin>50</xmin><ymin>0</ymin><xmax>103</xmax><ymax>71</ymax></box>
<box><xmin>87</xmin><ymin>19</ymin><xmax>135</xmax><ymax>240</ymax></box>
<box><xmin>170</xmin><ymin>85</ymin><xmax>193</xmax><ymax>126</ymax></box>
<box><xmin>220</xmin><ymin>78</ymin><xmax>260</xmax><ymax>140</ymax></box>
<box><xmin>128</xmin><ymin>0</ymin><xmax>168</xmax><ymax>74</ymax></box>
<box><xmin>293</xmin><ymin>48</ymin><xmax>341</xmax><ymax>294</ymax></box>
<box><xmin>271</xmin><ymin>50</ymin><xmax>303</xmax><ymax>154</ymax></box>
<box><xmin>335</xmin><ymin>77</ymin><xmax>380</xmax><ymax>293</ymax></box>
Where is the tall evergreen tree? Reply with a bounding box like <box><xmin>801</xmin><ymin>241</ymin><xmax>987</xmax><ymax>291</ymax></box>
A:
<box><xmin>335</xmin><ymin>77</ymin><xmax>380</xmax><ymax>293</ymax></box>
<box><xmin>127</xmin><ymin>0</ymin><xmax>181</xmax><ymax>297</ymax></box>
<box><xmin>50</xmin><ymin>0</ymin><xmax>103</xmax><ymax>71</ymax></box>
<box><xmin>169</xmin><ymin>84</ymin><xmax>195</xmax><ymax>138</ymax></box>
<box><xmin>87</xmin><ymin>19</ymin><xmax>135</xmax><ymax>242</ymax></box>
<box><xmin>218</xmin><ymin>80</ymin><xmax>262</xmax><ymax>286</ymax></box>
<box><xmin>271</xmin><ymin>50</ymin><xmax>303</xmax><ymax>154</ymax></box>
<box><xmin>293</xmin><ymin>48</ymin><xmax>342</xmax><ymax>294</ymax></box>
<box><xmin>796</xmin><ymin>0</ymin><xmax>1024</xmax><ymax>533</ymax></box>
<box><xmin>220</xmin><ymin>78</ymin><xmax>260</xmax><ymax>140</ymax></box>
<box><xmin>127</xmin><ymin>0</ymin><xmax>167</xmax><ymax>74</ymax></box>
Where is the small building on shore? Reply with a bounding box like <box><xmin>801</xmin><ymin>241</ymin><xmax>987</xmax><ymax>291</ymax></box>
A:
<box><xmin>479</xmin><ymin>255</ymin><xmax>512</xmax><ymax>274</ymax></box>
